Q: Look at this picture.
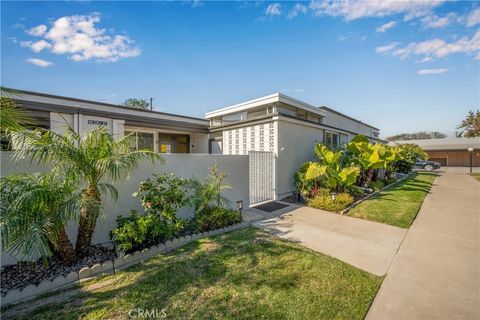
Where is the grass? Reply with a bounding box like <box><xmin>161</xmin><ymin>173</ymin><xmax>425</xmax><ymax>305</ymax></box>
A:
<box><xmin>10</xmin><ymin>228</ymin><xmax>382</xmax><ymax>320</ymax></box>
<box><xmin>470</xmin><ymin>173</ymin><xmax>480</xmax><ymax>182</ymax></box>
<box><xmin>348</xmin><ymin>173</ymin><xmax>436</xmax><ymax>228</ymax></box>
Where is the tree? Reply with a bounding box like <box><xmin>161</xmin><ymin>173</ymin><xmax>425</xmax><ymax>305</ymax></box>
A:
<box><xmin>0</xmin><ymin>173</ymin><xmax>78</xmax><ymax>263</ymax></box>
<box><xmin>457</xmin><ymin>110</ymin><xmax>480</xmax><ymax>138</ymax></box>
<box><xmin>122</xmin><ymin>98</ymin><xmax>150</xmax><ymax>110</ymax></box>
<box><xmin>13</xmin><ymin>127</ymin><xmax>162</xmax><ymax>257</ymax></box>
<box><xmin>386</xmin><ymin>131</ymin><xmax>446</xmax><ymax>141</ymax></box>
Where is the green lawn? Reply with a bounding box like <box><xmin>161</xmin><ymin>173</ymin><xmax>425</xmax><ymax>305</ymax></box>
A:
<box><xmin>470</xmin><ymin>173</ymin><xmax>480</xmax><ymax>182</ymax></box>
<box><xmin>348</xmin><ymin>173</ymin><xmax>436</xmax><ymax>228</ymax></box>
<box><xmin>11</xmin><ymin>228</ymin><xmax>382</xmax><ymax>320</ymax></box>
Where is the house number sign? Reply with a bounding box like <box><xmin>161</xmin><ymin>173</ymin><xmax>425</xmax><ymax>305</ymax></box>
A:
<box><xmin>88</xmin><ymin>120</ymin><xmax>108</xmax><ymax>126</ymax></box>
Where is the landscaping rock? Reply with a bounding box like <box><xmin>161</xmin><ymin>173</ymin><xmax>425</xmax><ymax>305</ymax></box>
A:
<box><xmin>0</xmin><ymin>244</ymin><xmax>115</xmax><ymax>295</ymax></box>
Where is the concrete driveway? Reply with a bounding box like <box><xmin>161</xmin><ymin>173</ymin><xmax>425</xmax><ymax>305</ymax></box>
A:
<box><xmin>253</xmin><ymin>206</ymin><xmax>407</xmax><ymax>276</ymax></box>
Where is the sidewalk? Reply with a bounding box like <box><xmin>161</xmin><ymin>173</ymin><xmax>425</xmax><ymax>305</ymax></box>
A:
<box><xmin>366</xmin><ymin>173</ymin><xmax>480</xmax><ymax>320</ymax></box>
<box><xmin>252</xmin><ymin>206</ymin><xmax>407</xmax><ymax>276</ymax></box>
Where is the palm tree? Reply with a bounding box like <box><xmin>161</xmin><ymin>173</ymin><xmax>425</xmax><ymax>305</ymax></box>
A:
<box><xmin>189</xmin><ymin>165</ymin><xmax>231</xmax><ymax>214</ymax></box>
<box><xmin>0</xmin><ymin>87</ymin><xmax>31</xmax><ymax>131</ymax></box>
<box><xmin>13</xmin><ymin>127</ymin><xmax>162</xmax><ymax>256</ymax></box>
<box><xmin>0</xmin><ymin>173</ymin><xmax>78</xmax><ymax>263</ymax></box>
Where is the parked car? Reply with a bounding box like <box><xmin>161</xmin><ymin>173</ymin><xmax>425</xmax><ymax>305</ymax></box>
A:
<box><xmin>414</xmin><ymin>159</ymin><xmax>441</xmax><ymax>171</ymax></box>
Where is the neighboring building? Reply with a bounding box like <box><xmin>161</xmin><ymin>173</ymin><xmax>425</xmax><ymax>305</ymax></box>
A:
<box><xmin>206</xmin><ymin>93</ymin><xmax>381</xmax><ymax>201</ymax></box>
<box><xmin>4</xmin><ymin>89</ymin><xmax>210</xmax><ymax>153</ymax></box>
<box><xmin>391</xmin><ymin>138</ymin><xmax>480</xmax><ymax>167</ymax></box>
<box><xmin>5</xmin><ymin>89</ymin><xmax>381</xmax><ymax>203</ymax></box>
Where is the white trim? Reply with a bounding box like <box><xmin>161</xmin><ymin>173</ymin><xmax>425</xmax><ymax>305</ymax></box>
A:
<box><xmin>205</xmin><ymin>93</ymin><xmax>327</xmax><ymax>119</ymax></box>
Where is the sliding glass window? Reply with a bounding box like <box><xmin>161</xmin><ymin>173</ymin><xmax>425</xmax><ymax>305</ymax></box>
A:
<box><xmin>125</xmin><ymin>131</ymin><xmax>154</xmax><ymax>151</ymax></box>
<box><xmin>158</xmin><ymin>133</ymin><xmax>190</xmax><ymax>154</ymax></box>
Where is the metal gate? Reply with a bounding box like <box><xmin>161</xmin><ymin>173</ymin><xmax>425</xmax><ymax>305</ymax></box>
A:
<box><xmin>249</xmin><ymin>151</ymin><xmax>274</xmax><ymax>205</ymax></box>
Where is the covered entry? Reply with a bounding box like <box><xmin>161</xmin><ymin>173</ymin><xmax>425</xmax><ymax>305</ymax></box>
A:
<box><xmin>249</xmin><ymin>151</ymin><xmax>275</xmax><ymax>205</ymax></box>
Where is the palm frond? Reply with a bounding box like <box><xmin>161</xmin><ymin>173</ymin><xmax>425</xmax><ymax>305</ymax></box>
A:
<box><xmin>0</xmin><ymin>87</ymin><xmax>32</xmax><ymax>131</ymax></box>
<box><xmin>0</xmin><ymin>173</ymin><xmax>78</xmax><ymax>260</ymax></box>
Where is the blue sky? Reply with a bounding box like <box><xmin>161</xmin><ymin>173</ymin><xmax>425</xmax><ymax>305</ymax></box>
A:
<box><xmin>1</xmin><ymin>1</ymin><xmax>479</xmax><ymax>138</ymax></box>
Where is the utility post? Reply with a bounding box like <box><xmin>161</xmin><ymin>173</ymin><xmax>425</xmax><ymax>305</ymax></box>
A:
<box><xmin>150</xmin><ymin>97</ymin><xmax>155</xmax><ymax>111</ymax></box>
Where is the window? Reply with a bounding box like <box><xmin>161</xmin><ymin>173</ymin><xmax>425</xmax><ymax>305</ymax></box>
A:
<box><xmin>221</xmin><ymin>112</ymin><xmax>247</xmax><ymax>125</ymax></box>
<box><xmin>158</xmin><ymin>133</ymin><xmax>190</xmax><ymax>154</ymax></box>
<box><xmin>325</xmin><ymin>132</ymin><xmax>339</xmax><ymax>149</ymax></box>
<box><xmin>125</xmin><ymin>131</ymin><xmax>154</xmax><ymax>151</ymax></box>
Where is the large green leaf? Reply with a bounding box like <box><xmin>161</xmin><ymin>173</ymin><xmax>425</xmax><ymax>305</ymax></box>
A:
<box><xmin>339</xmin><ymin>166</ymin><xmax>360</xmax><ymax>186</ymax></box>
<box><xmin>305</xmin><ymin>162</ymin><xmax>327</xmax><ymax>180</ymax></box>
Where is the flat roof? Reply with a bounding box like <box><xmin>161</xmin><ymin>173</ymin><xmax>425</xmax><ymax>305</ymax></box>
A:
<box><xmin>390</xmin><ymin>137</ymin><xmax>480</xmax><ymax>151</ymax></box>
<box><xmin>205</xmin><ymin>93</ymin><xmax>327</xmax><ymax>119</ymax></box>
<box><xmin>319</xmin><ymin>106</ymin><xmax>380</xmax><ymax>131</ymax></box>
<box><xmin>4</xmin><ymin>88</ymin><xmax>209</xmax><ymax>127</ymax></box>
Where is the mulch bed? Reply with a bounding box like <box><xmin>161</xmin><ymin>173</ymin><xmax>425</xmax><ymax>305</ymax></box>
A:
<box><xmin>1</xmin><ymin>245</ymin><xmax>116</xmax><ymax>295</ymax></box>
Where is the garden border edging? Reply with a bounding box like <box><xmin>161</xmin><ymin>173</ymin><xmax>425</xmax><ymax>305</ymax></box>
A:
<box><xmin>1</xmin><ymin>221</ymin><xmax>250</xmax><ymax>306</ymax></box>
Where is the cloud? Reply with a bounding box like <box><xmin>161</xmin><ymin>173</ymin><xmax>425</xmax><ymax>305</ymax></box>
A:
<box><xmin>287</xmin><ymin>3</ymin><xmax>308</xmax><ymax>19</ymax></box>
<box><xmin>20</xmin><ymin>14</ymin><xmax>140</xmax><ymax>63</ymax></box>
<box><xmin>265</xmin><ymin>3</ymin><xmax>282</xmax><ymax>16</ymax></box>
<box><xmin>26</xmin><ymin>24</ymin><xmax>47</xmax><ymax>36</ymax></box>
<box><xmin>376</xmin><ymin>21</ymin><xmax>396</xmax><ymax>32</ymax></box>
<box><xmin>308</xmin><ymin>0</ymin><xmax>444</xmax><ymax>21</ymax></box>
<box><xmin>390</xmin><ymin>30</ymin><xmax>480</xmax><ymax>61</ymax></box>
<box><xmin>21</xmin><ymin>40</ymin><xmax>52</xmax><ymax>52</ymax></box>
<box><xmin>12</xmin><ymin>23</ymin><xmax>26</xmax><ymax>30</ymax></box>
<box><xmin>420</xmin><ymin>13</ymin><xmax>456</xmax><ymax>29</ymax></box>
<box><xmin>466</xmin><ymin>8</ymin><xmax>480</xmax><ymax>27</ymax></box>
<box><xmin>27</xmin><ymin>58</ymin><xmax>53</xmax><ymax>67</ymax></box>
<box><xmin>417</xmin><ymin>68</ymin><xmax>448</xmax><ymax>75</ymax></box>
<box><xmin>375</xmin><ymin>42</ymin><xmax>399</xmax><ymax>53</ymax></box>
<box><xmin>186</xmin><ymin>0</ymin><xmax>204</xmax><ymax>8</ymax></box>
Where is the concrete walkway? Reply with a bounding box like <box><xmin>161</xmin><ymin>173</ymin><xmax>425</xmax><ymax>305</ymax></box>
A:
<box><xmin>367</xmin><ymin>173</ymin><xmax>480</xmax><ymax>320</ymax></box>
<box><xmin>253</xmin><ymin>206</ymin><xmax>407</xmax><ymax>276</ymax></box>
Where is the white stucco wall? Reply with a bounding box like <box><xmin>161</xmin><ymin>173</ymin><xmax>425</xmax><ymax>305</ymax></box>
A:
<box><xmin>275</xmin><ymin>119</ymin><xmax>324</xmax><ymax>198</ymax></box>
<box><xmin>50</xmin><ymin>112</ymin><xmax>74</xmax><ymax>135</ymax></box>
<box><xmin>190</xmin><ymin>132</ymin><xmax>209</xmax><ymax>153</ymax></box>
<box><xmin>0</xmin><ymin>152</ymin><xmax>249</xmax><ymax>265</ymax></box>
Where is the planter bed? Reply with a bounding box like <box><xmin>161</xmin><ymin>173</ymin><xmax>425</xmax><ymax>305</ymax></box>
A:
<box><xmin>300</xmin><ymin>173</ymin><xmax>408</xmax><ymax>214</ymax></box>
<box><xmin>0</xmin><ymin>221</ymin><xmax>249</xmax><ymax>306</ymax></box>
<box><xmin>0</xmin><ymin>244</ymin><xmax>115</xmax><ymax>295</ymax></box>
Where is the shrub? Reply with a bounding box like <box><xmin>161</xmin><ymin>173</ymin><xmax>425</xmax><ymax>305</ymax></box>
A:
<box><xmin>195</xmin><ymin>206</ymin><xmax>242</xmax><ymax>232</ymax></box>
<box><xmin>110</xmin><ymin>210</ymin><xmax>183</xmax><ymax>253</ymax></box>
<box><xmin>392</xmin><ymin>144</ymin><xmax>428</xmax><ymax>173</ymax></box>
<box><xmin>189</xmin><ymin>165</ymin><xmax>231</xmax><ymax>213</ymax></box>
<box><xmin>346</xmin><ymin>185</ymin><xmax>364</xmax><ymax>198</ymax></box>
<box><xmin>385</xmin><ymin>177</ymin><xmax>397</xmax><ymax>185</ymax></box>
<box><xmin>133</xmin><ymin>173</ymin><xmax>188</xmax><ymax>222</ymax></box>
<box><xmin>308</xmin><ymin>192</ymin><xmax>354</xmax><ymax>212</ymax></box>
<box><xmin>368</xmin><ymin>180</ymin><xmax>385</xmax><ymax>191</ymax></box>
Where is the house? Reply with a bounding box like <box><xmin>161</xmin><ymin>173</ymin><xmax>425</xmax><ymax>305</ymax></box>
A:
<box><xmin>4</xmin><ymin>89</ymin><xmax>381</xmax><ymax>203</ymax></box>
<box><xmin>390</xmin><ymin>137</ymin><xmax>480</xmax><ymax>167</ymax></box>
<box><xmin>2</xmin><ymin>89</ymin><xmax>210</xmax><ymax>154</ymax></box>
<box><xmin>205</xmin><ymin>93</ymin><xmax>381</xmax><ymax>201</ymax></box>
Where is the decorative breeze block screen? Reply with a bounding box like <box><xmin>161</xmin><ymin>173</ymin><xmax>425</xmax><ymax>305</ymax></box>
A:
<box><xmin>223</xmin><ymin>122</ymin><xmax>275</xmax><ymax>155</ymax></box>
